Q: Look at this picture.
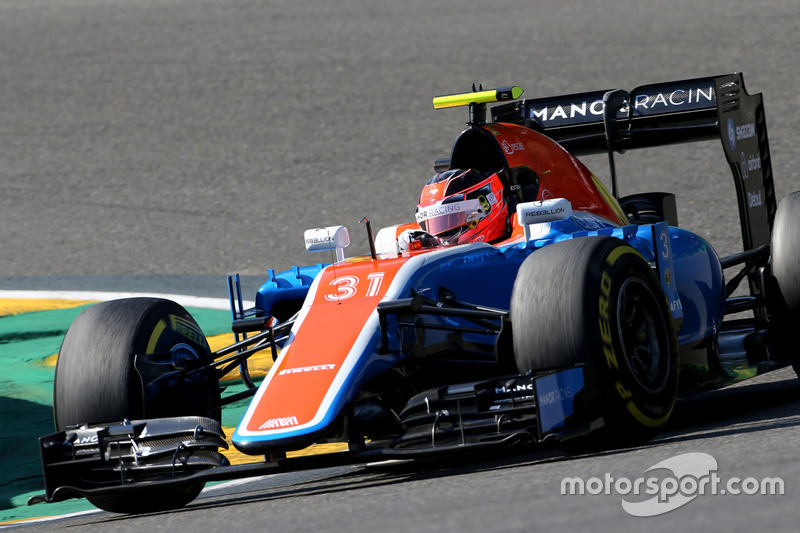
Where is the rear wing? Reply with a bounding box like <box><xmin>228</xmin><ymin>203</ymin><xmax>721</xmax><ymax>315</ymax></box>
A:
<box><xmin>491</xmin><ymin>73</ymin><xmax>775</xmax><ymax>251</ymax></box>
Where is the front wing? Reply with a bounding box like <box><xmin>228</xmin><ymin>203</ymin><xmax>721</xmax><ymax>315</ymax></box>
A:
<box><xmin>31</xmin><ymin>365</ymin><xmax>601</xmax><ymax>505</ymax></box>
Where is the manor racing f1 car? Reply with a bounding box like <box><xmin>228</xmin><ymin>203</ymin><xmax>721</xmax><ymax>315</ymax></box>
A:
<box><xmin>32</xmin><ymin>73</ymin><xmax>800</xmax><ymax>513</ymax></box>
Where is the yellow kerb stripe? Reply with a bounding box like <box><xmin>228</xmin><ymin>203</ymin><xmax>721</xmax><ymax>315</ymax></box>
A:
<box><xmin>208</xmin><ymin>332</ymin><xmax>275</xmax><ymax>382</ymax></box>
<box><xmin>0</xmin><ymin>298</ymin><xmax>97</xmax><ymax>317</ymax></box>
<box><xmin>218</xmin><ymin>432</ymin><xmax>350</xmax><ymax>465</ymax></box>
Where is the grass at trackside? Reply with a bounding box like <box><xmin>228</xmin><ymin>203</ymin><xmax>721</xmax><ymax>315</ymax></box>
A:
<box><xmin>0</xmin><ymin>301</ymin><xmax>236</xmax><ymax>524</ymax></box>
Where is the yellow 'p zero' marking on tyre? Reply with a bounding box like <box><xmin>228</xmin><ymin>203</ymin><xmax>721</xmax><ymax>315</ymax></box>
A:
<box><xmin>599</xmin><ymin>270</ymin><xmax>619</xmax><ymax>371</ymax></box>
<box><xmin>147</xmin><ymin>319</ymin><xmax>167</xmax><ymax>353</ymax></box>
<box><xmin>599</xmin><ymin>245</ymin><xmax>645</xmax><ymax>374</ymax></box>
<box><xmin>606</xmin><ymin>245</ymin><xmax>644</xmax><ymax>266</ymax></box>
<box><xmin>626</xmin><ymin>398</ymin><xmax>673</xmax><ymax>428</ymax></box>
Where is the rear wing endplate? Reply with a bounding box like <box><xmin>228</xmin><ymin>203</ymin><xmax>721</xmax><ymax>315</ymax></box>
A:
<box><xmin>492</xmin><ymin>73</ymin><xmax>775</xmax><ymax>250</ymax></box>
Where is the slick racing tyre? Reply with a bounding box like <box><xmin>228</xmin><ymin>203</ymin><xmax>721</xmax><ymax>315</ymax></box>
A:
<box><xmin>772</xmin><ymin>191</ymin><xmax>800</xmax><ymax>313</ymax></box>
<box><xmin>53</xmin><ymin>298</ymin><xmax>220</xmax><ymax>513</ymax></box>
<box><xmin>511</xmin><ymin>236</ymin><xmax>678</xmax><ymax>446</ymax></box>
<box><xmin>771</xmin><ymin>191</ymin><xmax>800</xmax><ymax>373</ymax></box>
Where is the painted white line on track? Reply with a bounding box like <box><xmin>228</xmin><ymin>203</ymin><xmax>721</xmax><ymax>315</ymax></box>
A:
<box><xmin>201</xmin><ymin>474</ymin><xmax>279</xmax><ymax>492</ymax></box>
<box><xmin>0</xmin><ymin>290</ymin><xmax>254</xmax><ymax>311</ymax></box>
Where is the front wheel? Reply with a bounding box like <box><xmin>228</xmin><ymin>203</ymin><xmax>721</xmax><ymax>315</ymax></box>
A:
<box><xmin>511</xmin><ymin>236</ymin><xmax>679</xmax><ymax>446</ymax></box>
<box><xmin>53</xmin><ymin>297</ymin><xmax>221</xmax><ymax>513</ymax></box>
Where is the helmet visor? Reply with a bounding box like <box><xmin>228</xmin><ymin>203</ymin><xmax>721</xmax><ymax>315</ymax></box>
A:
<box><xmin>415</xmin><ymin>199</ymin><xmax>482</xmax><ymax>236</ymax></box>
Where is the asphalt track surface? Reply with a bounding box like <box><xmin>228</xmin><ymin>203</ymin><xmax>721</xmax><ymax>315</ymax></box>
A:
<box><xmin>2</xmin><ymin>0</ymin><xmax>800</xmax><ymax>530</ymax></box>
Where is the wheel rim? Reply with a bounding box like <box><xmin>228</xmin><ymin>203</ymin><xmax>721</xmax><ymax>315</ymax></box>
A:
<box><xmin>616</xmin><ymin>276</ymin><xmax>670</xmax><ymax>394</ymax></box>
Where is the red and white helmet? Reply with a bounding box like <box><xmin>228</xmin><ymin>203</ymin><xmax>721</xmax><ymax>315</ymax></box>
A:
<box><xmin>415</xmin><ymin>169</ymin><xmax>510</xmax><ymax>245</ymax></box>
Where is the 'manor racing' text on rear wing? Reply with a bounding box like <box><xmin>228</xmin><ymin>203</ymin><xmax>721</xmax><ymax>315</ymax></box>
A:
<box><xmin>492</xmin><ymin>73</ymin><xmax>775</xmax><ymax>252</ymax></box>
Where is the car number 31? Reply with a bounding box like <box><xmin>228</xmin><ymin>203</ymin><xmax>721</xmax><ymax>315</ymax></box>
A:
<box><xmin>324</xmin><ymin>272</ymin><xmax>385</xmax><ymax>302</ymax></box>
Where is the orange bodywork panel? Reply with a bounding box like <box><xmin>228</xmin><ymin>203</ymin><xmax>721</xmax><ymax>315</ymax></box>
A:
<box><xmin>484</xmin><ymin>123</ymin><xmax>628</xmax><ymax>227</ymax></box>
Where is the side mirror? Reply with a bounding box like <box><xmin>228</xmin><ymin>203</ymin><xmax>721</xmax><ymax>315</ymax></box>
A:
<box><xmin>304</xmin><ymin>225</ymin><xmax>350</xmax><ymax>262</ymax></box>
<box><xmin>516</xmin><ymin>199</ymin><xmax>572</xmax><ymax>241</ymax></box>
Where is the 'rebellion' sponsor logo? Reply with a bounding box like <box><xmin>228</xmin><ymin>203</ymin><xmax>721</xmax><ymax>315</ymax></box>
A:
<box><xmin>522</xmin><ymin>207</ymin><xmax>565</xmax><ymax>220</ymax></box>
<box><xmin>305</xmin><ymin>235</ymin><xmax>334</xmax><ymax>245</ymax></box>
<box><xmin>279</xmin><ymin>364</ymin><xmax>336</xmax><ymax>376</ymax></box>
<box><xmin>259</xmin><ymin>416</ymin><xmax>299</xmax><ymax>430</ymax></box>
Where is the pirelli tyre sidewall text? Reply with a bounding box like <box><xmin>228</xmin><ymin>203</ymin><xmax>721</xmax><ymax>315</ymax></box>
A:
<box><xmin>511</xmin><ymin>236</ymin><xmax>678</xmax><ymax>443</ymax></box>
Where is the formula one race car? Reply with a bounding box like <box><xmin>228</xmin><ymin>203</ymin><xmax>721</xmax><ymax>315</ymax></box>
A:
<box><xmin>31</xmin><ymin>73</ymin><xmax>800</xmax><ymax>513</ymax></box>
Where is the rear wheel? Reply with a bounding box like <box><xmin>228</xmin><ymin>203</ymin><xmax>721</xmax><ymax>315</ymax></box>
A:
<box><xmin>771</xmin><ymin>191</ymin><xmax>800</xmax><ymax>375</ymax></box>
<box><xmin>511</xmin><ymin>236</ymin><xmax>678</xmax><ymax>446</ymax></box>
<box><xmin>54</xmin><ymin>298</ymin><xmax>221</xmax><ymax>513</ymax></box>
<box><xmin>772</xmin><ymin>191</ymin><xmax>800</xmax><ymax>313</ymax></box>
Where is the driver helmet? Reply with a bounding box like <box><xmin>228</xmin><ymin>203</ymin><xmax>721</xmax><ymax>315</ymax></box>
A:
<box><xmin>415</xmin><ymin>168</ymin><xmax>510</xmax><ymax>245</ymax></box>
